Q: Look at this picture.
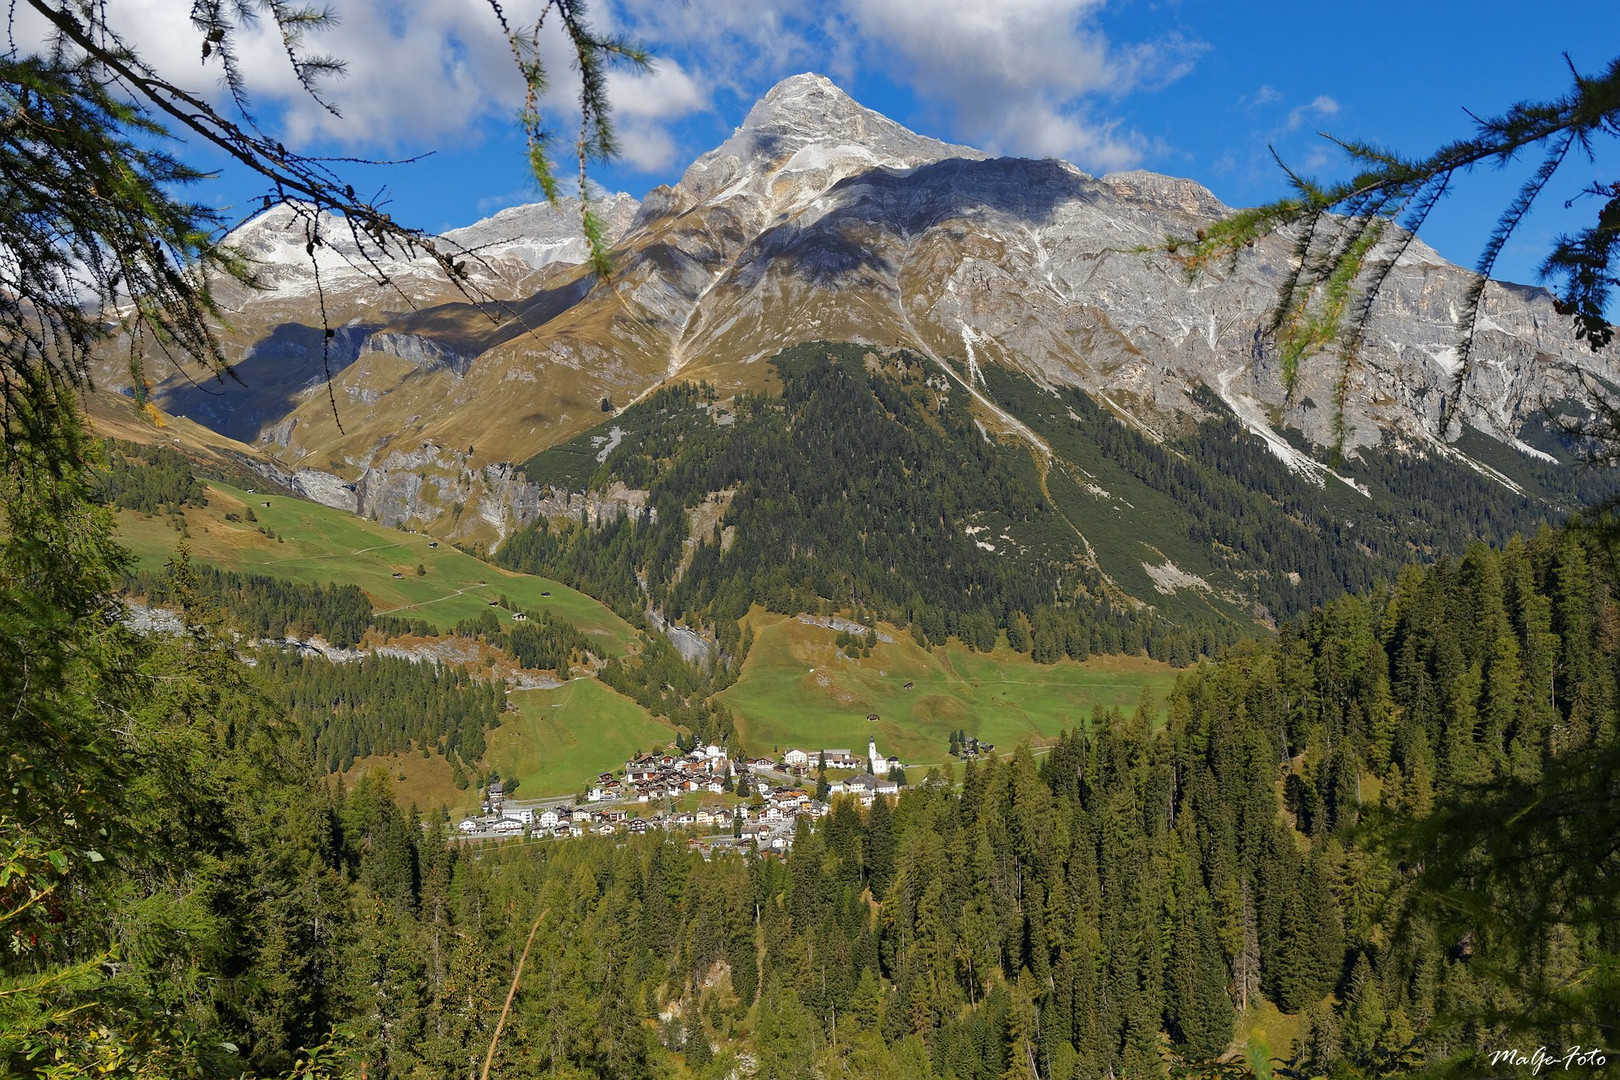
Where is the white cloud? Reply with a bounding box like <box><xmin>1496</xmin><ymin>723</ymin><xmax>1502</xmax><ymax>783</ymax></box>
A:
<box><xmin>602</xmin><ymin>0</ymin><xmax>1203</xmax><ymax>173</ymax></box>
<box><xmin>1243</xmin><ymin>85</ymin><xmax>1283</xmax><ymax>110</ymax></box>
<box><xmin>614</xmin><ymin>123</ymin><xmax>682</xmax><ymax>172</ymax></box>
<box><xmin>602</xmin><ymin>59</ymin><xmax>707</xmax><ymax>171</ymax></box>
<box><xmin>1285</xmin><ymin>94</ymin><xmax>1341</xmax><ymax>132</ymax></box>
<box><xmin>608</xmin><ymin>60</ymin><xmax>706</xmax><ymax>121</ymax></box>
<box><xmin>997</xmin><ymin>103</ymin><xmax>1147</xmax><ymax>171</ymax></box>
<box><xmin>843</xmin><ymin>0</ymin><xmax>1202</xmax><ymax>168</ymax></box>
<box><xmin>17</xmin><ymin>1</ymin><xmax>1202</xmax><ymax>179</ymax></box>
<box><xmin>605</xmin><ymin>0</ymin><xmax>859</xmax><ymax>96</ymax></box>
<box><xmin>15</xmin><ymin>1</ymin><xmax>708</xmax><ymax>159</ymax></box>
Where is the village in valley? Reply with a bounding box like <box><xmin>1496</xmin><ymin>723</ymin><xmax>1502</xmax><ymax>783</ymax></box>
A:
<box><xmin>457</xmin><ymin>732</ymin><xmax>910</xmax><ymax>854</ymax></box>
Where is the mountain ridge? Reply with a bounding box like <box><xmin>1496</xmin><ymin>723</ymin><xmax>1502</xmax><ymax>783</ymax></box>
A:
<box><xmin>89</xmin><ymin>71</ymin><xmax>1616</xmax><ymax>634</ymax></box>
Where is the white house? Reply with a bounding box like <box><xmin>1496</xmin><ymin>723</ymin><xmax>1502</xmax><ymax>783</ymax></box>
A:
<box><xmin>538</xmin><ymin>808</ymin><xmax>562</xmax><ymax>829</ymax></box>
<box><xmin>492</xmin><ymin>817</ymin><xmax>524</xmax><ymax>834</ymax></box>
<box><xmin>782</xmin><ymin>748</ymin><xmax>810</xmax><ymax>768</ymax></box>
<box><xmin>513</xmin><ymin>807</ymin><xmax>535</xmax><ymax>824</ymax></box>
<box><xmin>457</xmin><ymin>818</ymin><xmax>481</xmax><ymax>833</ymax></box>
<box><xmin>836</xmin><ymin>773</ymin><xmax>897</xmax><ymax>801</ymax></box>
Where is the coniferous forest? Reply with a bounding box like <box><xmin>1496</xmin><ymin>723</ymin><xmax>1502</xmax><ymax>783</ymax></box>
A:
<box><xmin>8</xmin><ymin>431</ymin><xmax>1616</xmax><ymax>1078</ymax></box>
<box><xmin>500</xmin><ymin>343</ymin><xmax>1599</xmax><ymax>669</ymax></box>
<box><xmin>7</xmin><ymin>9</ymin><xmax>1619</xmax><ymax>1078</ymax></box>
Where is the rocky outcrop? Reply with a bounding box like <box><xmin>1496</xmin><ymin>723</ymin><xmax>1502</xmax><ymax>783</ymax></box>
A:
<box><xmin>360</xmin><ymin>332</ymin><xmax>476</xmax><ymax>377</ymax></box>
<box><xmin>293</xmin><ymin>468</ymin><xmax>361</xmax><ymax>513</ymax></box>
<box><xmin>796</xmin><ymin>614</ymin><xmax>896</xmax><ymax>643</ymax></box>
<box><xmin>477</xmin><ymin>464</ymin><xmax>651</xmax><ymax>537</ymax></box>
<box><xmin>647</xmin><ymin>607</ymin><xmax>716</xmax><ymax>668</ymax></box>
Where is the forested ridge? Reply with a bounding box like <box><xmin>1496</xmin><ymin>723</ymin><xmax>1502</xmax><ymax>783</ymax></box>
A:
<box><xmin>96</xmin><ymin>441</ymin><xmax>210</xmax><ymax>516</ymax></box>
<box><xmin>125</xmin><ymin>561</ymin><xmax>374</xmax><ymax>648</ymax></box>
<box><xmin>504</xmin><ymin>344</ymin><xmax>1241</xmax><ymax>666</ymax></box>
<box><xmin>504</xmin><ymin>342</ymin><xmax>1599</xmax><ymax>667</ymax></box>
<box><xmin>11</xmin><ymin>482</ymin><xmax>1615</xmax><ymax>1076</ymax></box>
<box><xmin>253</xmin><ymin>650</ymin><xmax>503</xmax><ymax>776</ymax></box>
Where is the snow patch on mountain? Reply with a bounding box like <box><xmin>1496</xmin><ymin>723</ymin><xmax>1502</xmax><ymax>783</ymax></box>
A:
<box><xmin>1215</xmin><ymin>367</ymin><xmax>1329</xmax><ymax>485</ymax></box>
<box><xmin>1142</xmin><ymin>559</ymin><xmax>1212</xmax><ymax>595</ymax></box>
<box><xmin>592</xmin><ymin>425</ymin><xmax>625</xmax><ymax>463</ymax></box>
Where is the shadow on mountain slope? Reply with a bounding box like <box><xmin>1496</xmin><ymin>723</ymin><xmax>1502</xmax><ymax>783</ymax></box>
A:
<box><xmin>158</xmin><ymin>322</ymin><xmax>375</xmax><ymax>444</ymax></box>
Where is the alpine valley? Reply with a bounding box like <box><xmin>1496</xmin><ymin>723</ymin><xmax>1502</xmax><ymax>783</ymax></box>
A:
<box><xmin>28</xmin><ymin>64</ymin><xmax>1620</xmax><ymax>1080</ymax></box>
<box><xmin>102</xmin><ymin>73</ymin><xmax>1613</xmax><ymax>645</ymax></box>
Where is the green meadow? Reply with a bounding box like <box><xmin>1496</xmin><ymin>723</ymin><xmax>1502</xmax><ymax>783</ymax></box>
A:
<box><xmin>117</xmin><ymin>485</ymin><xmax>1184</xmax><ymax>804</ymax></box>
<box><xmin>484</xmin><ymin>678</ymin><xmax>674</xmax><ymax>800</ymax></box>
<box><xmin>719</xmin><ymin>612</ymin><xmax>1182</xmax><ymax>767</ymax></box>
<box><xmin>114</xmin><ymin>481</ymin><xmax>637</xmax><ymax>652</ymax></box>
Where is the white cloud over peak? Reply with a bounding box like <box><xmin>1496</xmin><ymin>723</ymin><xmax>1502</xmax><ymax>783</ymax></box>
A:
<box><xmin>606</xmin><ymin>0</ymin><xmax>1202</xmax><ymax>173</ymax></box>
<box><xmin>606</xmin><ymin>59</ymin><xmax>708</xmax><ymax>171</ymax></box>
<box><xmin>17</xmin><ymin>1</ymin><xmax>1203</xmax><ymax>181</ymax></box>
<box><xmin>846</xmin><ymin>0</ymin><xmax>1128</xmax><ymax>161</ymax></box>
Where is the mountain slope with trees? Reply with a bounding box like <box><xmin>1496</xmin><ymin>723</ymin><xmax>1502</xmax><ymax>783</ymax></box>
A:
<box><xmin>9</xmin><ymin>507</ymin><xmax>1611</xmax><ymax>1078</ymax></box>
<box><xmin>500</xmin><ymin>341</ymin><xmax>1608</xmax><ymax>660</ymax></box>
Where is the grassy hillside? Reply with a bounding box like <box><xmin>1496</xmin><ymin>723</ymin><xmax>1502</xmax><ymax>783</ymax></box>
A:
<box><xmin>485</xmin><ymin>678</ymin><xmax>675</xmax><ymax>800</ymax></box>
<box><xmin>113</xmin><ymin>480</ymin><xmax>637</xmax><ymax>651</ymax></box>
<box><xmin>339</xmin><ymin>750</ymin><xmax>473</xmax><ymax>817</ymax></box>
<box><xmin>719</xmin><ymin>611</ymin><xmax>1180</xmax><ymax>767</ymax></box>
<box><xmin>337</xmin><ymin>678</ymin><xmax>672</xmax><ymax>813</ymax></box>
<box><xmin>111</xmin><ymin>475</ymin><xmax>1185</xmax><ymax>812</ymax></box>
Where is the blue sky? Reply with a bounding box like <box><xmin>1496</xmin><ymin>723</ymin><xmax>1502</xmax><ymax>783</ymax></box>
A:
<box><xmin>100</xmin><ymin>1</ymin><xmax>1620</xmax><ymax>290</ymax></box>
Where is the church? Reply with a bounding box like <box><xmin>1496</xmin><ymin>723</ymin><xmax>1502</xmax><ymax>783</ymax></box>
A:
<box><xmin>868</xmin><ymin>738</ymin><xmax>901</xmax><ymax>777</ymax></box>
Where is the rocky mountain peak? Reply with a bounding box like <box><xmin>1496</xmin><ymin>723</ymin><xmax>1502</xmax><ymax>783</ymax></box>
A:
<box><xmin>737</xmin><ymin>72</ymin><xmax>886</xmax><ymax>146</ymax></box>
<box><xmin>440</xmin><ymin>192</ymin><xmax>640</xmax><ymax>271</ymax></box>
<box><xmin>149</xmin><ymin>71</ymin><xmax>1611</xmax><ymax>558</ymax></box>
<box><xmin>662</xmin><ymin>72</ymin><xmax>986</xmax><ymax>221</ymax></box>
